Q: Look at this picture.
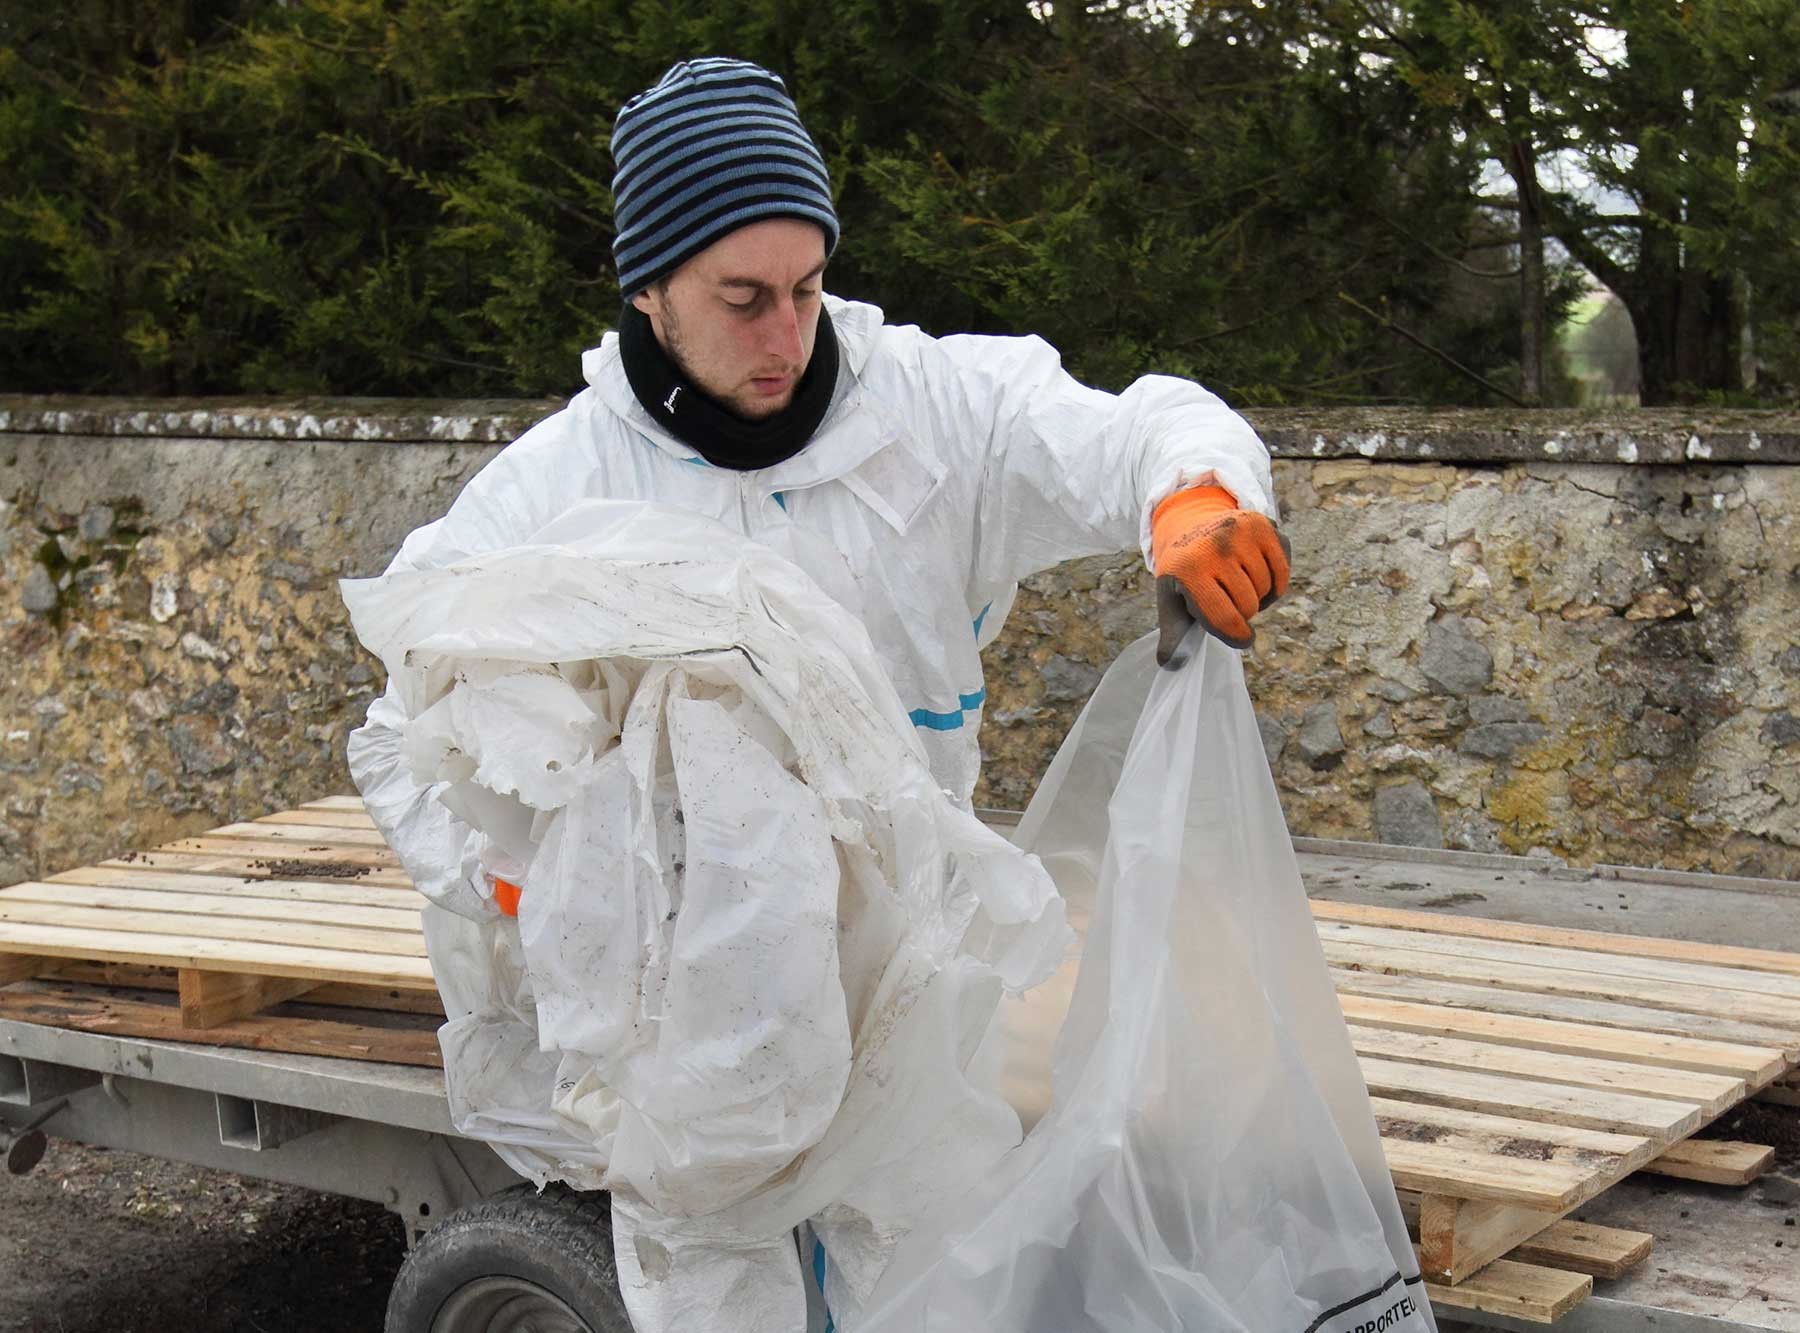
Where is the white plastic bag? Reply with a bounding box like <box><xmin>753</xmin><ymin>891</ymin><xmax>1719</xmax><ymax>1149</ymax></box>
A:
<box><xmin>342</xmin><ymin>502</ymin><xmax>1071</xmax><ymax>1332</ymax></box>
<box><xmin>859</xmin><ymin>631</ymin><xmax>1436</xmax><ymax>1333</ymax></box>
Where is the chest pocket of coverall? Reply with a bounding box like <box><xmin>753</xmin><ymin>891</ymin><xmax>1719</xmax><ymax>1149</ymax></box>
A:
<box><xmin>827</xmin><ymin>435</ymin><xmax>994</xmax><ymax>735</ymax></box>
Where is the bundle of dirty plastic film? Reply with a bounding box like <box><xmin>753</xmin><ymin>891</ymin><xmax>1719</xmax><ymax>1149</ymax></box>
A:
<box><xmin>343</xmin><ymin>500</ymin><xmax>1434</xmax><ymax>1333</ymax></box>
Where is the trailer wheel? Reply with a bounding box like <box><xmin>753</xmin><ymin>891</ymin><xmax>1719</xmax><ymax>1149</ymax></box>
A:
<box><xmin>385</xmin><ymin>1182</ymin><xmax>633</xmax><ymax>1333</ymax></box>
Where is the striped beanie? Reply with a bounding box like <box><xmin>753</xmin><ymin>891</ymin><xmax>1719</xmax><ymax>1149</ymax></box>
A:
<box><xmin>611</xmin><ymin>58</ymin><xmax>839</xmax><ymax>295</ymax></box>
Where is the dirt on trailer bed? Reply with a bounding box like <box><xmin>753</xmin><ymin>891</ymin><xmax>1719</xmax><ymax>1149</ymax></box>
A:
<box><xmin>1697</xmin><ymin>1100</ymin><xmax>1800</xmax><ymax>1173</ymax></box>
<box><xmin>0</xmin><ymin>1137</ymin><xmax>405</xmax><ymax>1332</ymax></box>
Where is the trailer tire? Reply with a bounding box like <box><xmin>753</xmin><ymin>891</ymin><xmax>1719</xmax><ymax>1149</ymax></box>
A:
<box><xmin>385</xmin><ymin>1182</ymin><xmax>633</xmax><ymax>1333</ymax></box>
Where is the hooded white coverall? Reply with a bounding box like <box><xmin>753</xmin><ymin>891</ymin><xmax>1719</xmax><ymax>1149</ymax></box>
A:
<box><xmin>346</xmin><ymin>293</ymin><xmax>1277</xmax><ymax>1326</ymax></box>
<box><xmin>351</xmin><ymin>294</ymin><xmax>1274</xmax><ymax>893</ymax></box>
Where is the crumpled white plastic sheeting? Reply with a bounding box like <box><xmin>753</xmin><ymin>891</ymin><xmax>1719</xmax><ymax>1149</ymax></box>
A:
<box><xmin>340</xmin><ymin>501</ymin><xmax>1070</xmax><ymax>1333</ymax></box>
<box><xmin>858</xmin><ymin>633</ymin><xmax>1438</xmax><ymax>1333</ymax></box>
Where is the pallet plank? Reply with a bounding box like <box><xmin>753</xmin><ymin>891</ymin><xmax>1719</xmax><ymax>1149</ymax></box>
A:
<box><xmin>0</xmin><ymin>900</ymin><xmax>428</xmax><ymax>959</ymax></box>
<box><xmin>50</xmin><ymin>865</ymin><xmax>420</xmax><ymax>907</ymax></box>
<box><xmin>1508</xmin><ymin>1220</ymin><xmax>1653</xmax><ymax>1280</ymax></box>
<box><xmin>1348</xmin><ymin>1024</ymin><xmax>1745</xmax><ymax>1116</ymax></box>
<box><xmin>0</xmin><ymin>920</ymin><xmax>435</xmax><ymax>989</ymax></box>
<box><xmin>205</xmin><ymin>821</ymin><xmax>393</xmax><ymax>848</ymax></box>
<box><xmin>0</xmin><ymin>980</ymin><xmax>441</xmax><ymax>1067</ymax></box>
<box><xmin>1320</xmin><ymin>919</ymin><xmax>1800</xmax><ymax>1004</ymax></box>
<box><xmin>1375</xmin><ymin>1103</ymin><xmax>1651</xmax><ymax>1216</ymax></box>
<box><xmin>301</xmin><ymin>795</ymin><xmax>376</xmax><ymax>813</ymax></box>
<box><xmin>1381</xmin><ymin>1139</ymin><xmax>1591</xmax><ymax>1210</ymax></box>
<box><xmin>1314</xmin><ymin>899</ymin><xmax>1800</xmax><ymax>981</ymax></box>
<box><xmin>1359</xmin><ymin>1056</ymin><xmax>1702</xmax><ymax>1139</ymax></box>
<box><xmin>43</xmin><ymin>962</ymin><xmax>447</xmax><ymax>1017</ymax></box>
<box><xmin>178</xmin><ymin>968</ymin><xmax>319</xmax><ymax>1028</ymax></box>
<box><xmin>152</xmin><ymin>836</ymin><xmax>401</xmax><ymax>867</ymax></box>
<box><xmin>1324</xmin><ymin>937</ymin><xmax>1800</xmax><ymax>1028</ymax></box>
<box><xmin>1331</xmin><ymin>965</ymin><xmax>1800</xmax><ymax>1054</ymax></box>
<box><xmin>1368</xmin><ymin>1096</ymin><xmax>1656</xmax><ymax>1161</ymax></box>
<box><xmin>1340</xmin><ymin>993</ymin><xmax>1790</xmax><ymax>1085</ymax></box>
<box><xmin>1642</xmin><ymin>1139</ymin><xmax>1775</xmax><ymax>1186</ymax></box>
<box><xmin>255</xmin><ymin>809</ymin><xmax>382</xmax><ymax>830</ymax></box>
<box><xmin>293</xmin><ymin>982</ymin><xmax>445</xmax><ymax>1017</ymax></box>
<box><xmin>1422</xmin><ymin>1255</ymin><xmax>1592</xmax><ymax>1323</ymax></box>
<box><xmin>95</xmin><ymin>853</ymin><xmax>414</xmax><ymax>890</ymax></box>
<box><xmin>2</xmin><ymin>881</ymin><xmax>424</xmax><ymax>933</ymax></box>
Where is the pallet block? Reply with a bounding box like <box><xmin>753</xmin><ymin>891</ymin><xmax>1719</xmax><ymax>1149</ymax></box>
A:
<box><xmin>0</xmin><ymin>953</ymin><xmax>43</xmax><ymax>986</ymax></box>
<box><xmin>1642</xmin><ymin>1138</ymin><xmax>1775</xmax><ymax>1186</ymax></box>
<box><xmin>177</xmin><ymin>968</ymin><xmax>320</xmax><ymax>1028</ymax></box>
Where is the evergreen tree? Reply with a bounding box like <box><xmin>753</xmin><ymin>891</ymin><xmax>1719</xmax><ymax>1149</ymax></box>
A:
<box><xmin>0</xmin><ymin>0</ymin><xmax>1618</xmax><ymax>404</ymax></box>
<box><xmin>1361</xmin><ymin>0</ymin><xmax>1800</xmax><ymax>404</ymax></box>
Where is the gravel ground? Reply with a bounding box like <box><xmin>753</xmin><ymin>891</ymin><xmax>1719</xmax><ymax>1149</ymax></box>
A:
<box><xmin>0</xmin><ymin>1137</ymin><xmax>406</xmax><ymax>1332</ymax></box>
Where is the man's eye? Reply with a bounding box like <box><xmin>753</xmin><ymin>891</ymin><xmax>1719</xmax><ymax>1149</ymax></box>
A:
<box><xmin>796</xmin><ymin>288</ymin><xmax>819</xmax><ymax>301</ymax></box>
<box><xmin>723</xmin><ymin>297</ymin><xmax>756</xmax><ymax>311</ymax></box>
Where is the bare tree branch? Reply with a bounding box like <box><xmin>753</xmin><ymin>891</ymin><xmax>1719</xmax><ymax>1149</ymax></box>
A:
<box><xmin>1539</xmin><ymin>195</ymin><xmax>1638</xmax><ymax>302</ymax></box>
<box><xmin>1381</xmin><ymin>215</ymin><xmax>1521</xmax><ymax>278</ymax></box>
<box><xmin>406</xmin><ymin>346</ymin><xmax>510</xmax><ymax>375</ymax></box>
<box><xmin>1336</xmin><ymin>291</ymin><xmax>1529</xmax><ymax>407</ymax></box>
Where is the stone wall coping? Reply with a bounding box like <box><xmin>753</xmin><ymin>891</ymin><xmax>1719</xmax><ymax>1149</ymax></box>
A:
<box><xmin>0</xmin><ymin>396</ymin><xmax>562</xmax><ymax>446</ymax></box>
<box><xmin>1249</xmin><ymin>407</ymin><xmax>1799</xmax><ymax>465</ymax></box>
<box><xmin>3</xmin><ymin>395</ymin><xmax>1797</xmax><ymax>464</ymax></box>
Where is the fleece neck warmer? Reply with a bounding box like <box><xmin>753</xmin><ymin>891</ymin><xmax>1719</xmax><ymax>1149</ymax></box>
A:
<box><xmin>618</xmin><ymin>301</ymin><xmax>840</xmax><ymax>472</ymax></box>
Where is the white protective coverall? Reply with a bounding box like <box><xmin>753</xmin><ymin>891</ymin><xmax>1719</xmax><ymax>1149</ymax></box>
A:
<box><xmin>346</xmin><ymin>294</ymin><xmax>1278</xmax><ymax>1327</ymax></box>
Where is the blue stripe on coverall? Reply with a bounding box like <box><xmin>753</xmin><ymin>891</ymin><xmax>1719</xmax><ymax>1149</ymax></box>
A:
<box><xmin>907</xmin><ymin>603</ymin><xmax>993</xmax><ymax>730</ymax></box>
<box><xmin>908</xmin><ymin>688</ymin><xmax>986</xmax><ymax>732</ymax></box>
<box><xmin>812</xmin><ymin>1239</ymin><xmax>835</xmax><ymax>1333</ymax></box>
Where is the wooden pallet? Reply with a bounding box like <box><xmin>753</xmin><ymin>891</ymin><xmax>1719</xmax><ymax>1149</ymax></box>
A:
<box><xmin>1313</xmin><ymin>898</ymin><xmax>1800</xmax><ymax>1293</ymax></box>
<box><xmin>3</xmin><ymin>798</ymin><xmax>1797</xmax><ymax>1325</ymax></box>
<box><xmin>0</xmin><ymin>797</ymin><xmax>432</xmax><ymax>1056</ymax></box>
<box><xmin>999</xmin><ymin>873</ymin><xmax>1800</xmax><ymax>1320</ymax></box>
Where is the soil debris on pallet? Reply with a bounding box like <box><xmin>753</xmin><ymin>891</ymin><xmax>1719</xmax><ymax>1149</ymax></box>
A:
<box><xmin>247</xmin><ymin>858</ymin><xmax>373</xmax><ymax>880</ymax></box>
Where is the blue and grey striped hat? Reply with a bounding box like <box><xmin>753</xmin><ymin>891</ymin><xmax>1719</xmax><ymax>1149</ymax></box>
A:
<box><xmin>610</xmin><ymin>58</ymin><xmax>839</xmax><ymax>295</ymax></box>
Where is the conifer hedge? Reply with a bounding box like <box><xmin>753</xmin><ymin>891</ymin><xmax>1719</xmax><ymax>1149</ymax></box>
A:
<box><xmin>1</xmin><ymin>1</ymin><xmax>1534</xmax><ymax>402</ymax></box>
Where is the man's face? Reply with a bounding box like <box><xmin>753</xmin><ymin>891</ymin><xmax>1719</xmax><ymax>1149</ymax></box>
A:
<box><xmin>631</xmin><ymin>218</ymin><xmax>829</xmax><ymax>420</ymax></box>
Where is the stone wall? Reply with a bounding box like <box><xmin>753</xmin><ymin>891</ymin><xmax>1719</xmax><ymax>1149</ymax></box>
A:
<box><xmin>2</xmin><ymin>398</ymin><xmax>1796</xmax><ymax>886</ymax></box>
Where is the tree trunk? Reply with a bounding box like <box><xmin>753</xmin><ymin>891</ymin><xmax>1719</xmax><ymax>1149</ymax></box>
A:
<box><xmin>1675</xmin><ymin>269</ymin><xmax>1741</xmax><ymax>391</ymax></box>
<box><xmin>1630</xmin><ymin>242</ymin><xmax>1744</xmax><ymax>405</ymax></box>
<box><xmin>1628</xmin><ymin>202</ymin><xmax>1684</xmax><ymax>405</ymax></box>
<box><xmin>1618</xmin><ymin>24</ymin><xmax>1746</xmax><ymax>406</ymax></box>
<box><xmin>1507</xmin><ymin>139</ymin><xmax>1546</xmax><ymax>405</ymax></box>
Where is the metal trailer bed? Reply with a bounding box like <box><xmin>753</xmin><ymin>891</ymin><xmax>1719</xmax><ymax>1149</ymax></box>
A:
<box><xmin>3</xmin><ymin>835</ymin><xmax>1797</xmax><ymax>1332</ymax></box>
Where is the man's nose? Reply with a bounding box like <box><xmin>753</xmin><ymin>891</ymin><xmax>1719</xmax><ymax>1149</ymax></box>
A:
<box><xmin>765</xmin><ymin>298</ymin><xmax>804</xmax><ymax>364</ymax></box>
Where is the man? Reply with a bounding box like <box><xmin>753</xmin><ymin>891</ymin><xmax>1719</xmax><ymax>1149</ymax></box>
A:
<box><xmin>354</xmin><ymin>53</ymin><xmax>1287</xmax><ymax>854</ymax></box>
<box><xmin>349</xmin><ymin>53</ymin><xmax>1288</xmax><ymax>1325</ymax></box>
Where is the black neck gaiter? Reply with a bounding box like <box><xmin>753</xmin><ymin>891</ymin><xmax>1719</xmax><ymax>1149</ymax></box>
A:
<box><xmin>618</xmin><ymin>301</ymin><xmax>841</xmax><ymax>471</ymax></box>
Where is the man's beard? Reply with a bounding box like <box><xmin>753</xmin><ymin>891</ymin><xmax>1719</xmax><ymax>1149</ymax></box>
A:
<box><xmin>659</xmin><ymin>304</ymin><xmax>788</xmax><ymax>421</ymax></box>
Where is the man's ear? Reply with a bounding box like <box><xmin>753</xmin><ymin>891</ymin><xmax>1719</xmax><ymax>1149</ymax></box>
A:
<box><xmin>629</xmin><ymin>288</ymin><xmax>658</xmax><ymax>317</ymax></box>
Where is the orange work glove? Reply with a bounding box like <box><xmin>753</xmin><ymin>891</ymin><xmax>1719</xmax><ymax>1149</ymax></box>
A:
<box><xmin>1150</xmin><ymin>485</ymin><xmax>1291</xmax><ymax>667</ymax></box>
